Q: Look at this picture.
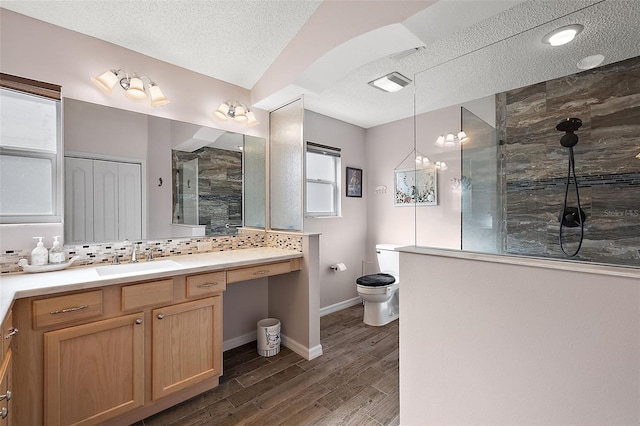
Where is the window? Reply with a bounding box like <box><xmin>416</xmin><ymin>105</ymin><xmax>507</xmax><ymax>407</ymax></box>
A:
<box><xmin>0</xmin><ymin>74</ymin><xmax>62</xmax><ymax>223</ymax></box>
<box><xmin>306</xmin><ymin>142</ymin><xmax>341</xmax><ymax>217</ymax></box>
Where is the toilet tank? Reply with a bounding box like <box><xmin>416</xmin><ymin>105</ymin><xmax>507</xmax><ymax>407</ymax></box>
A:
<box><xmin>375</xmin><ymin>244</ymin><xmax>402</xmax><ymax>276</ymax></box>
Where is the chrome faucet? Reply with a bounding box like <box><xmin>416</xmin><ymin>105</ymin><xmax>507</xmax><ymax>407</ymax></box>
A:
<box><xmin>130</xmin><ymin>243</ymin><xmax>139</xmax><ymax>263</ymax></box>
<box><xmin>146</xmin><ymin>247</ymin><xmax>154</xmax><ymax>261</ymax></box>
<box><xmin>112</xmin><ymin>254</ymin><xmax>120</xmax><ymax>265</ymax></box>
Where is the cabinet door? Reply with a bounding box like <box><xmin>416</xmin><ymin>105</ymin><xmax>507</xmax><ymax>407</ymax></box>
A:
<box><xmin>117</xmin><ymin>162</ymin><xmax>142</xmax><ymax>241</ymax></box>
<box><xmin>44</xmin><ymin>313</ymin><xmax>144</xmax><ymax>426</ymax></box>
<box><xmin>93</xmin><ymin>160</ymin><xmax>119</xmax><ymax>243</ymax></box>
<box><xmin>64</xmin><ymin>157</ymin><xmax>94</xmax><ymax>244</ymax></box>
<box><xmin>152</xmin><ymin>296</ymin><xmax>222</xmax><ymax>400</ymax></box>
<box><xmin>0</xmin><ymin>350</ymin><xmax>12</xmax><ymax>426</ymax></box>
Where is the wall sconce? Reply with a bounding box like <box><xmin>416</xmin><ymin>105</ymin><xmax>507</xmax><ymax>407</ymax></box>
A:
<box><xmin>91</xmin><ymin>69</ymin><xmax>169</xmax><ymax>107</ymax></box>
<box><xmin>415</xmin><ymin>154</ymin><xmax>431</xmax><ymax>165</ymax></box>
<box><xmin>435</xmin><ymin>161</ymin><xmax>448</xmax><ymax>171</ymax></box>
<box><xmin>435</xmin><ymin>131</ymin><xmax>469</xmax><ymax>147</ymax></box>
<box><xmin>213</xmin><ymin>101</ymin><xmax>259</xmax><ymax>127</ymax></box>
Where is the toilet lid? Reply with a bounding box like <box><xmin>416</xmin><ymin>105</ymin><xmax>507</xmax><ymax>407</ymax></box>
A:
<box><xmin>356</xmin><ymin>273</ymin><xmax>396</xmax><ymax>287</ymax></box>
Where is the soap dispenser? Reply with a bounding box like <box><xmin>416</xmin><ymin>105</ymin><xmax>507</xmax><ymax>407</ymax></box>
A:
<box><xmin>49</xmin><ymin>236</ymin><xmax>65</xmax><ymax>264</ymax></box>
<box><xmin>31</xmin><ymin>237</ymin><xmax>49</xmax><ymax>266</ymax></box>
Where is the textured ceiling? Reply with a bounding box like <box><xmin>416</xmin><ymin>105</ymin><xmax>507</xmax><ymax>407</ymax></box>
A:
<box><xmin>1</xmin><ymin>0</ymin><xmax>639</xmax><ymax>128</ymax></box>
<box><xmin>0</xmin><ymin>0</ymin><xmax>322</xmax><ymax>89</ymax></box>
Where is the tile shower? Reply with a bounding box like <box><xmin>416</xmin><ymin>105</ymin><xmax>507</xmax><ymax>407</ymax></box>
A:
<box><xmin>493</xmin><ymin>55</ymin><xmax>640</xmax><ymax>266</ymax></box>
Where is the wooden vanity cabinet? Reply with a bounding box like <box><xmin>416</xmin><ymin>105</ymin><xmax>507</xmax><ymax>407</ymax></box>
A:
<box><xmin>10</xmin><ymin>257</ymin><xmax>301</xmax><ymax>425</ymax></box>
<box><xmin>12</xmin><ymin>273</ymin><xmax>227</xmax><ymax>426</ymax></box>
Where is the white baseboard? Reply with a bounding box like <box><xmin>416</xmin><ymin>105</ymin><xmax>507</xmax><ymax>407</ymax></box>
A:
<box><xmin>224</xmin><ymin>331</ymin><xmax>323</xmax><ymax>361</ymax></box>
<box><xmin>223</xmin><ymin>330</ymin><xmax>257</xmax><ymax>352</ymax></box>
<box><xmin>320</xmin><ymin>296</ymin><xmax>362</xmax><ymax>317</ymax></box>
<box><xmin>281</xmin><ymin>334</ymin><xmax>323</xmax><ymax>360</ymax></box>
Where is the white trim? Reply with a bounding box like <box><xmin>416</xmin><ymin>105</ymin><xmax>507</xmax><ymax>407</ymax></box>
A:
<box><xmin>281</xmin><ymin>333</ymin><xmax>323</xmax><ymax>360</ymax></box>
<box><xmin>223</xmin><ymin>330</ymin><xmax>257</xmax><ymax>352</ymax></box>
<box><xmin>320</xmin><ymin>296</ymin><xmax>362</xmax><ymax>317</ymax></box>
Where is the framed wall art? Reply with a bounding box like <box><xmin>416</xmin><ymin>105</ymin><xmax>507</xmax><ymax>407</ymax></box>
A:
<box><xmin>394</xmin><ymin>166</ymin><xmax>437</xmax><ymax>206</ymax></box>
<box><xmin>346</xmin><ymin>167</ymin><xmax>362</xmax><ymax>198</ymax></box>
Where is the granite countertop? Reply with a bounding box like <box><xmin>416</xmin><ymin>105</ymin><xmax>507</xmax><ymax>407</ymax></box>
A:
<box><xmin>0</xmin><ymin>247</ymin><xmax>303</xmax><ymax>324</ymax></box>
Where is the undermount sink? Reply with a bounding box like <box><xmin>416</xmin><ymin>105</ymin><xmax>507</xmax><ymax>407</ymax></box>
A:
<box><xmin>96</xmin><ymin>259</ymin><xmax>182</xmax><ymax>276</ymax></box>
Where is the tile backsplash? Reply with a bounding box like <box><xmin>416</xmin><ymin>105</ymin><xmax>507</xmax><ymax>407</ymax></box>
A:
<box><xmin>0</xmin><ymin>230</ymin><xmax>303</xmax><ymax>274</ymax></box>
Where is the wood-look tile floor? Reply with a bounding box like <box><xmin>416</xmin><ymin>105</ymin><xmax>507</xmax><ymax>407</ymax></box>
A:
<box><xmin>138</xmin><ymin>304</ymin><xmax>399</xmax><ymax>426</ymax></box>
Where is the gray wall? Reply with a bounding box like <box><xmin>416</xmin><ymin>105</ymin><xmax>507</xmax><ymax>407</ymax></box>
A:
<box><xmin>303</xmin><ymin>110</ymin><xmax>367</xmax><ymax>310</ymax></box>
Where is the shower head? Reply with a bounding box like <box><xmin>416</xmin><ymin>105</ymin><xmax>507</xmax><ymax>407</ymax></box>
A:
<box><xmin>556</xmin><ymin>117</ymin><xmax>582</xmax><ymax>148</ymax></box>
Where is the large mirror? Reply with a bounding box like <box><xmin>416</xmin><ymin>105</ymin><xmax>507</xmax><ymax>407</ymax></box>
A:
<box><xmin>63</xmin><ymin>99</ymin><xmax>266</xmax><ymax>244</ymax></box>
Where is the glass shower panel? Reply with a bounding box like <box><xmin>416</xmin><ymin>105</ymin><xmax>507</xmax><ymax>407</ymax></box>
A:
<box><xmin>269</xmin><ymin>98</ymin><xmax>303</xmax><ymax>231</ymax></box>
<box><xmin>460</xmin><ymin>107</ymin><xmax>501</xmax><ymax>253</ymax></box>
<box><xmin>243</xmin><ymin>135</ymin><xmax>266</xmax><ymax>228</ymax></box>
<box><xmin>173</xmin><ymin>158</ymin><xmax>198</xmax><ymax>225</ymax></box>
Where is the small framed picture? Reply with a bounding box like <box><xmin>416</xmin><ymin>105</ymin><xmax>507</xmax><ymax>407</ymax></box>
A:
<box><xmin>346</xmin><ymin>167</ymin><xmax>363</xmax><ymax>198</ymax></box>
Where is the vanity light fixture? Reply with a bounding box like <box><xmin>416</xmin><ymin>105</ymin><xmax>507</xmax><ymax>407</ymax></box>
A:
<box><xmin>91</xmin><ymin>68</ymin><xmax>170</xmax><ymax>107</ymax></box>
<box><xmin>435</xmin><ymin>131</ymin><xmax>469</xmax><ymax>147</ymax></box>
<box><xmin>213</xmin><ymin>101</ymin><xmax>259</xmax><ymax>127</ymax></box>
<box><xmin>368</xmin><ymin>72</ymin><xmax>412</xmax><ymax>93</ymax></box>
<box><xmin>542</xmin><ymin>24</ymin><xmax>584</xmax><ymax>47</ymax></box>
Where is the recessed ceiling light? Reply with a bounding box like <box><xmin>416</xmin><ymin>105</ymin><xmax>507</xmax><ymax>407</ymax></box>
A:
<box><xmin>368</xmin><ymin>72</ymin><xmax>412</xmax><ymax>93</ymax></box>
<box><xmin>542</xmin><ymin>24</ymin><xmax>584</xmax><ymax>46</ymax></box>
<box><xmin>577</xmin><ymin>54</ymin><xmax>605</xmax><ymax>70</ymax></box>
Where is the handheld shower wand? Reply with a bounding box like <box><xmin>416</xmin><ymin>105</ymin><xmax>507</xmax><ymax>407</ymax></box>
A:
<box><xmin>556</xmin><ymin>117</ymin><xmax>586</xmax><ymax>257</ymax></box>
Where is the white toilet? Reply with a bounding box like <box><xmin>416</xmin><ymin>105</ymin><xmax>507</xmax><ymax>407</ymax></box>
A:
<box><xmin>356</xmin><ymin>244</ymin><xmax>400</xmax><ymax>326</ymax></box>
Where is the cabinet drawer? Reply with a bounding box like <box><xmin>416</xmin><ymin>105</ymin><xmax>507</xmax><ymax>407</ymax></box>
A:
<box><xmin>33</xmin><ymin>290</ymin><xmax>103</xmax><ymax>329</ymax></box>
<box><xmin>227</xmin><ymin>261</ymin><xmax>294</xmax><ymax>283</ymax></box>
<box><xmin>122</xmin><ymin>279</ymin><xmax>174</xmax><ymax>311</ymax></box>
<box><xmin>186</xmin><ymin>272</ymin><xmax>226</xmax><ymax>298</ymax></box>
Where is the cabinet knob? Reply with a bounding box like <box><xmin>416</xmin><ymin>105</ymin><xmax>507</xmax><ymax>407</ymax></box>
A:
<box><xmin>0</xmin><ymin>391</ymin><xmax>10</xmax><ymax>401</ymax></box>
<box><xmin>157</xmin><ymin>314</ymin><xmax>165</xmax><ymax>320</ymax></box>
<box><xmin>0</xmin><ymin>406</ymin><xmax>7</xmax><ymax>419</ymax></box>
<box><xmin>135</xmin><ymin>319</ymin><xmax>143</xmax><ymax>325</ymax></box>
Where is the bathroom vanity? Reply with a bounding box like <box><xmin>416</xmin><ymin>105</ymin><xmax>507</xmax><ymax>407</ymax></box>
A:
<box><xmin>0</xmin><ymin>247</ymin><xmax>306</xmax><ymax>426</ymax></box>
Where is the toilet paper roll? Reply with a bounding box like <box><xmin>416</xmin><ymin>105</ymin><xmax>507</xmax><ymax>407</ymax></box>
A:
<box><xmin>335</xmin><ymin>262</ymin><xmax>347</xmax><ymax>272</ymax></box>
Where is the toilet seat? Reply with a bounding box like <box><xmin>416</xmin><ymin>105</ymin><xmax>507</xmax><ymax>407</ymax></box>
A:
<box><xmin>356</xmin><ymin>273</ymin><xmax>396</xmax><ymax>287</ymax></box>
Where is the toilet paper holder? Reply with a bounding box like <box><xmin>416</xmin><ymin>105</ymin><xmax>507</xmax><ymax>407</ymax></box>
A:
<box><xmin>329</xmin><ymin>263</ymin><xmax>347</xmax><ymax>272</ymax></box>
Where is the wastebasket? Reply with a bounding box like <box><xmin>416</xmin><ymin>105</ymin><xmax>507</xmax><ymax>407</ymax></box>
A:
<box><xmin>257</xmin><ymin>318</ymin><xmax>281</xmax><ymax>357</ymax></box>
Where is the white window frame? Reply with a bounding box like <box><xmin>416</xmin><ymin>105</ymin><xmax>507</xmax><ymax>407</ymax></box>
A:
<box><xmin>0</xmin><ymin>86</ymin><xmax>62</xmax><ymax>223</ymax></box>
<box><xmin>305</xmin><ymin>142</ymin><xmax>341</xmax><ymax>217</ymax></box>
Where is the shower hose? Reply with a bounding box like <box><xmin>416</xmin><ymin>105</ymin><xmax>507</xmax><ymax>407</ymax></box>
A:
<box><xmin>559</xmin><ymin>146</ymin><xmax>584</xmax><ymax>257</ymax></box>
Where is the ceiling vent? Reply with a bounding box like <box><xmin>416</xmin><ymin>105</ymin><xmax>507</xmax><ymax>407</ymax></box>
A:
<box><xmin>368</xmin><ymin>72</ymin><xmax>412</xmax><ymax>93</ymax></box>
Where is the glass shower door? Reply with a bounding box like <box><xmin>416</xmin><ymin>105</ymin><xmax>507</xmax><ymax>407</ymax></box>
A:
<box><xmin>461</xmin><ymin>107</ymin><xmax>502</xmax><ymax>253</ymax></box>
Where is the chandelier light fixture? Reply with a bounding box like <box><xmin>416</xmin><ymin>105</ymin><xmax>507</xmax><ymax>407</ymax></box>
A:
<box><xmin>91</xmin><ymin>68</ymin><xmax>170</xmax><ymax>107</ymax></box>
<box><xmin>213</xmin><ymin>101</ymin><xmax>259</xmax><ymax>127</ymax></box>
<box><xmin>435</xmin><ymin>131</ymin><xmax>469</xmax><ymax>147</ymax></box>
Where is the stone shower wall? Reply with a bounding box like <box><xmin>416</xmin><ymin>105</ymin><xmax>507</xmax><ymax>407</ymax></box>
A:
<box><xmin>496</xmin><ymin>55</ymin><xmax>640</xmax><ymax>266</ymax></box>
<box><xmin>173</xmin><ymin>147</ymin><xmax>242</xmax><ymax>235</ymax></box>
